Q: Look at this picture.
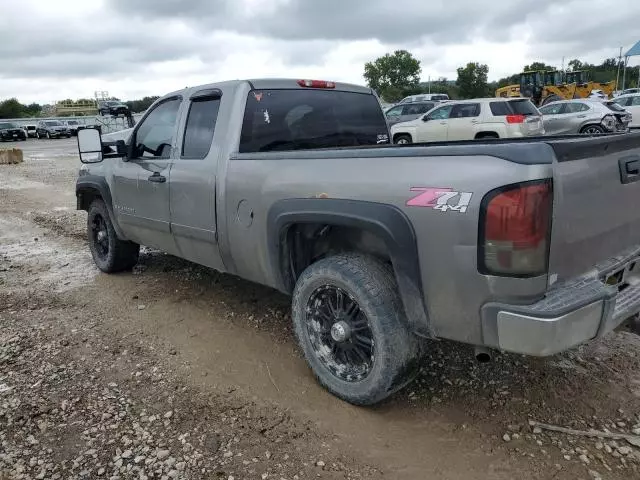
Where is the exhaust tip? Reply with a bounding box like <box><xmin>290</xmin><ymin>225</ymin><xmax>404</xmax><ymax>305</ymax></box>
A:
<box><xmin>474</xmin><ymin>346</ymin><xmax>493</xmax><ymax>363</ymax></box>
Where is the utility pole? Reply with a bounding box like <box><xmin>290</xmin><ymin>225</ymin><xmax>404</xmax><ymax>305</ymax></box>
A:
<box><xmin>616</xmin><ymin>46</ymin><xmax>623</xmax><ymax>91</ymax></box>
<box><xmin>622</xmin><ymin>56</ymin><xmax>629</xmax><ymax>90</ymax></box>
<box><xmin>428</xmin><ymin>76</ymin><xmax>431</xmax><ymax>94</ymax></box>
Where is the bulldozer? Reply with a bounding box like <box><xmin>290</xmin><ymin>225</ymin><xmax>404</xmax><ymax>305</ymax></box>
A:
<box><xmin>496</xmin><ymin>70</ymin><xmax>577</xmax><ymax>106</ymax></box>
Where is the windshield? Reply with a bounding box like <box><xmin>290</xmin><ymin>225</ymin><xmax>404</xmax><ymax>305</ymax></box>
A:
<box><xmin>239</xmin><ymin>89</ymin><xmax>390</xmax><ymax>153</ymax></box>
<box><xmin>0</xmin><ymin>122</ymin><xmax>17</xmax><ymax>129</ymax></box>
<box><xmin>46</xmin><ymin>121</ymin><xmax>63</xmax><ymax>126</ymax></box>
<box><xmin>66</xmin><ymin>121</ymin><xmax>79</xmax><ymax>125</ymax></box>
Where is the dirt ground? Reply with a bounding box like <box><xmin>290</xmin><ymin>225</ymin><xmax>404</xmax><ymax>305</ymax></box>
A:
<box><xmin>2</xmin><ymin>138</ymin><xmax>640</xmax><ymax>480</ymax></box>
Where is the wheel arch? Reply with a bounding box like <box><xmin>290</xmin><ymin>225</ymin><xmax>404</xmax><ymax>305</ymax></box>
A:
<box><xmin>392</xmin><ymin>132</ymin><xmax>413</xmax><ymax>143</ymax></box>
<box><xmin>76</xmin><ymin>175</ymin><xmax>127</xmax><ymax>240</ymax></box>
<box><xmin>267</xmin><ymin>198</ymin><xmax>432</xmax><ymax>337</ymax></box>
<box><xmin>474</xmin><ymin>131</ymin><xmax>500</xmax><ymax>139</ymax></box>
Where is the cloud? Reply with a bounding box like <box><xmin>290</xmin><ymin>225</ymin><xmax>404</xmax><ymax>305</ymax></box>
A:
<box><xmin>0</xmin><ymin>0</ymin><xmax>638</xmax><ymax>104</ymax></box>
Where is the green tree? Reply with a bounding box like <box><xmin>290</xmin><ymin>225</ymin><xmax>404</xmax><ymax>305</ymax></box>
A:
<box><xmin>567</xmin><ymin>59</ymin><xmax>584</xmax><ymax>71</ymax></box>
<box><xmin>456</xmin><ymin>62</ymin><xmax>489</xmax><ymax>99</ymax></box>
<box><xmin>523</xmin><ymin>62</ymin><xmax>557</xmax><ymax>72</ymax></box>
<box><xmin>0</xmin><ymin>98</ymin><xmax>26</xmax><ymax>119</ymax></box>
<box><xmin>363</xmin><ymin>50</ymin><xmax>421</xmax><ymax>102</ymax></box>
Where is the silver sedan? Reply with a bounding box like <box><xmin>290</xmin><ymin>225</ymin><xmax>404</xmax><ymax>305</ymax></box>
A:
<box><xmin>538</xmin><ymin>99</ymin><xmax>631</xmax><ymax>135</ymax></box>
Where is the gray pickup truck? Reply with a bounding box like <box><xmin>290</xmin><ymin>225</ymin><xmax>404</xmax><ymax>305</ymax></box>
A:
<box><xmin>75</xmin><ymin>78</ymin><xmax>640</xmax><ymax>405</ymax></box>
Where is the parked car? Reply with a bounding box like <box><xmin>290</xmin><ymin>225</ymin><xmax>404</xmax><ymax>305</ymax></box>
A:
<box><xmin>36</xmin><ymin>120</ymin><xmax>71</xmax><ymax>139</ymax></box>
<box><xmin>390</xmin><ymin>97</ymin><xmax>543</xmax><ymax>144</ymax></box>
<box><xmin>621</xmin><ymin>88</ymin><xmax>640</xmax><ymax>96</ymax></box>
<box><xmin>98</xmin><ymin>100</ymin><xmax>130</xmax><ymax>116</ymax></box>
<box><xmin>612</xmin><ymin>93</ymin><xmax>640</xmax><ymax>128</ymax></box>
<box><xmin>64</xmin><ymin>119</ymin><xmax>88</xmax><ymax>136</ymax></box>
<box><xmin>398</xmin><ymin>93</ymin><xmax>450</xmax><ymax>104</ymax></box>
<box><xmin>538</xmin><ymin>99</ymin><xmax>631</xmax><ymax>135</ymax></box>
<box><xmin>384</xmin><ymin>101</ymin><xmax>439</xmax><ymax>127</ymax></box>
<box><xmin>23</xmin><ymin>124</ymin><xmax>37</xmax><ymax>138</ymax></box>
<box><xmin>0</xmin><ymin>122</ymin><xmax>27</xmax><ymax>141</ymax></box>
<box><xmin>76</xmin><ymin>78</ymin><xmax>640</xmax><ymax>406</ymax></box>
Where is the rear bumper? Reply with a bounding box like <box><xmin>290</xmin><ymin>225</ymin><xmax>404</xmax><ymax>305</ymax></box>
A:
<box><xmin>481</xmin><ymin>249</ymin><xmax>640</xmax><ymax>356</ymax></box>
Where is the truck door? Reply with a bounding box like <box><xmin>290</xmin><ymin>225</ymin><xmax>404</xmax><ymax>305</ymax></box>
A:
<box><xmin>110</xmin><ymin>96</ymin><xmax>181</xmax><ymax>255</ymax></box>
<box><xmin>168</xmin><ymin>89</ymin><xmax>226</xmax><ymax>272</ymax></box>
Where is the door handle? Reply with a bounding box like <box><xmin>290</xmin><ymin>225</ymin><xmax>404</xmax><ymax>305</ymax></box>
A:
<box><xmin>148</xmin><ymin>172</ymin><xmax>166</xmax><ymax>183</ymax></box>
<box><xmin>577</xmin><ymin>115</ymin><xmax>587</xmax><ymax>118</ymax></box>
<box><xmin>440</xmin><ymin>122</ymin><xmax>447</xmax><ymax>125</ymax></box>
<box><xmin>619</xmin><ymin>156</ymin><xmax>640</xmax><ymax>184</ymax></box>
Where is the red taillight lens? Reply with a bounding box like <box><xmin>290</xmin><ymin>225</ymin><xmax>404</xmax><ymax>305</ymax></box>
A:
<box><xmin>506</xmin><ymin>114</ymin><xmax>526</xmax><ymax>124</ymax></box>
<box><xmin>479</xmin><ymin>180</ymin><xmax>553</xmax><ymax>276</ymax></box>
<box><xmin>297</xmin><ymin>79</ymin><xmax>336</xmax><ymax>89</ymax></box>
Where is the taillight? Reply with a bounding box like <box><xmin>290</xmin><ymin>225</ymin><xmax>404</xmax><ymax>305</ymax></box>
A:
<box><xmin>506</xmin><ymin>114</ymin><xmax>526</xmax><ymax>124</ymax></box>
<box><xmin>297</xmin><ymin>79</ymin><xmax>336</xmax><ymax>88</ymax></box>
<box><xmin>479</xmin><ymin>180</ymin><xmax>553</xmax><ymax>277</ymax></box>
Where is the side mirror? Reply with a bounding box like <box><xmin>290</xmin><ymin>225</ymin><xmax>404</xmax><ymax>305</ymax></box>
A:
<box><xmin>422</xmin><ymin>115</ymin><xmax>430</xmax><ymax>122</ymax></box>
<box><xmin>77</xmin><ymin>128</ymin><xmax>103</xmax><ymax>163</ymax></box>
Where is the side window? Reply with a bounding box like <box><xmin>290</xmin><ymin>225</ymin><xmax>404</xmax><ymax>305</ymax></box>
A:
<box><xmin>565</xmin><ymin>103</ymin><xmax>590</xmax><ymax>113</ymax></box>
<box><xmin>539</xmin><ymin>103</ymin><xmax>563</xmax><ymax>115</ymax></box>
<box><xmin>451</xmin><ymin>103</ymin><xmax>480</xmax><ymax>118</ymax></box>
<box><xmin>181</xmin><ymin>96</ymin><xmax>221</xmax><ymax>159</ymax></box>
<box><xmin>632</xmin><ymin>97</ymin><xmax>640</xmax><ymax>106</ymax></box>
<box><xmin>132</xmin><ymin>98</ymin><xmax>181</xmax><ymax>159</ymax></box>
<box><xmin>386</xmin><ymin>106</ymin><xmax>403</xmax><ymax>117</ymax></box>
<box><xmin>427</xmin><ymin>105</ymin><xmax>453</xmax><ymax>120</ymax></box>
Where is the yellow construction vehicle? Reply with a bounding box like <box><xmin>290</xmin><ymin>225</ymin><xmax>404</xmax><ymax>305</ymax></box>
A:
<box><xmin>566</xmin><ymin>70</ymin><xmax>616</xmax><ymax>98</ymax></box>
<box><xmin>496</xmin><ymin>70</ymin><xmax>577</xmax><ymax>106</ymax></box>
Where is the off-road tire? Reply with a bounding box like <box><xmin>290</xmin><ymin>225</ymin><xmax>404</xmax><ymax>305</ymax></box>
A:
<box><xmin>292</xmin><ymin>254</ymin><xmax>421</xmax><ymax>405</ymax></box>
<box><xmin>87</xmin><ymin>199</ymin><xmax>139</xmax><ymax>273</ymax></box>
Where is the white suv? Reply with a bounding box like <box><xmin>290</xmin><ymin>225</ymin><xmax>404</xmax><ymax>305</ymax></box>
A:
<box><xmin>390</xmin><ymin>98</ymin><xmax>544</xmax><ymax>144</ymax></box>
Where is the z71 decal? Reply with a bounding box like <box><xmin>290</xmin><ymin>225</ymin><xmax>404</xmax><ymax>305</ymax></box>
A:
<box><xmin>406</xmin><ymin>187</ymin><xmax>473</xmax><ymax>213</ymax></box>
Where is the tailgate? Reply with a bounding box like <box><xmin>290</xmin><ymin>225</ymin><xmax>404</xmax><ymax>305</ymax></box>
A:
<box><xmin>548</xmin><ymin>133</ymin><xmax>640</xmax><ymax>281</ymax></box>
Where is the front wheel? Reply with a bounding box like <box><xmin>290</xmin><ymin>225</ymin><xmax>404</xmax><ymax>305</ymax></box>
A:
<box><xmin>394</xmin><ymin>134</ymin><xmax>412</xmax><ymax>145</ymax></box>
<box><xmin>292</xmin><ymin>254</ymin><xmax>421</xmax><ymax>405</ymax></box>
<box><xmin>46</xmin><ymin>131</ymin><xmax>51</xmax><ymax>139</ymax></box>
<box><xmin>87</xmin><ymin>199</ymin><xmax>140</xmax><ymax>273</ymax></box>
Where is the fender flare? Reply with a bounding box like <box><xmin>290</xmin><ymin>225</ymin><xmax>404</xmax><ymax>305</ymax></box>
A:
<box><xmin>75</xmin><ymin>175</ymin><xmax>127</xmax><ymax>240</ymax></box>
<box><xmin>267</xmin><ymin>198</ymin><xmax>432</xmax><ymax>337</ymax></box>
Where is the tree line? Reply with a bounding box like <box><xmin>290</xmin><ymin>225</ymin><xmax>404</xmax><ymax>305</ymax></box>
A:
<box><xmin>364</xmin><ymin>50</ymin><xmax>640</xmax><ymax>103</ymax></box>
<box><xmin>0</xmin><ymin>96</ymin><xmax>160</xmax><ymax>119</ymax></box>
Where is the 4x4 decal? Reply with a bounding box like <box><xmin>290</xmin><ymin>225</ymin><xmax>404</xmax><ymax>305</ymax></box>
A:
<box><xmin>406</xmin><ymin>187</ymin><xmax>473</xmax><ymax>213</ymax></box>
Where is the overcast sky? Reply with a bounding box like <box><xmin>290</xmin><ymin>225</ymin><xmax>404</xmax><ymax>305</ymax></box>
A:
<box><xmin>1</xmin><ymin>0</ymin><xmax>639</xmax><ymax>104</ymax></box>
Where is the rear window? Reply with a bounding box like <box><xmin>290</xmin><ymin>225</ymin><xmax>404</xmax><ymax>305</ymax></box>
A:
<box><xmin>490</xmin><ymin>100</ymin><xmax>538</xmax><ymax>116</ymax></box>
<box><xmin>431</xmin><ymin>95</ymin><xmax>449</xmax><ymax>101</ymax></box>
<box><xmin>239</xmin><ymin>89</ymin><xmax>390</xmax><ymax>153</ymax></box>
<box><xmin>606</xmin><ymin>101</ymin><xmax>626</xmax><ymax>112</ymax></box>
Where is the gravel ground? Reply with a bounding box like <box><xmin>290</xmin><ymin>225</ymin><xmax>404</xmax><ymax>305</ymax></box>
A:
<box><xmin>2</xmin><ymin>138</ymin><xmax>640</xmax><ymax>479</ymax></box>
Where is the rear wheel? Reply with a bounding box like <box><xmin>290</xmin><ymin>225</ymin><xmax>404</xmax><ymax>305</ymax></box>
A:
<box><xmin>87</xmin><ymin>199</ymin><xmax>140</xmax><ymax>273</ymax></box>
<box><xmin>581</xmin><ymin>124</ymin><xmax>605</xmax><ymax>134</ymax></box>
<box><xmin>394</xmin><ymin>134</ymin><xmax>412</xmax><ymax>145</ymax></box>
<box><xmin>292</xmin><ymin>254</ymin><xmax>421</xmax><ymax>405</ymax></box>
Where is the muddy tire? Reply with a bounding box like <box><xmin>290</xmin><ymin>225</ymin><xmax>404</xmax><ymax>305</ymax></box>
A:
<box><xmin>292</xmin><ymin>254</ymin><xmax>421</xmax><ymax>405</ymax></box>
<box><xmin>87</xmin><ymin>199</ymin><xmax>139</xmax><ymax>273</ymax></box>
